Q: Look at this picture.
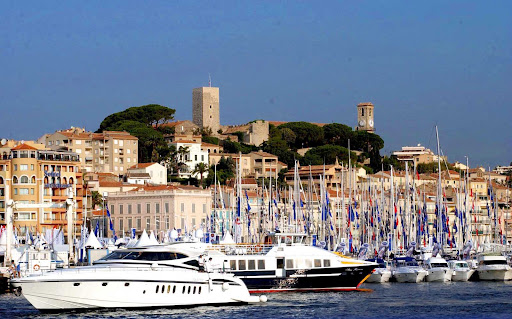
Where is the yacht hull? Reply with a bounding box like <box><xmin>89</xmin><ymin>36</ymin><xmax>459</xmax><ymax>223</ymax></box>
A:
<box><xmin>477</xmin><ymin>269</ymin><xmax>512</xmax><ymax>281</ymax></box>
<box><xmin>393</xmin><ymin>270</ymin><xmax>427</xmax><ymax>283</ymax></box>
<box><xmin>238</xmin><ymin>265</ymin><xmax>376</xmax><ymax>292</ymax></box>
<box><xmin>451</xmin><ymin>269</ymin><xmax>475</xmax><ymax>282</ymax></box>
<box><xmin>10</xmin><ymin>268</ymin><xmax>258</xmax><ymax>310</ymax></box>
<box><xmin>366</xmin><ymin>269</ymin><xmax>392</xmax><ymax>283</ymax></box>
<box><xmin>426</xmin><ymin>269</ymin><xmax>452</xmax><ymax>282</ymax></box>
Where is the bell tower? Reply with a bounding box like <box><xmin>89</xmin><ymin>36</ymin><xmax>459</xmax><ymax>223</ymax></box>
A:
<box><xmin>355</xmin><ymin>102</ymin><xmax>375</xmax><ymax>133</ymax></box>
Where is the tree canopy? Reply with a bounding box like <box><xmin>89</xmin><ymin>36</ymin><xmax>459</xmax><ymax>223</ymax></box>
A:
<box><xmin>97</xmin><ymin>104</ymin><xmax>175</xmax><ymax>163</ymax></box>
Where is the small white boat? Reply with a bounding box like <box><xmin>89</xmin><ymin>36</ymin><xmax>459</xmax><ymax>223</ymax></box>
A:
<box><xmin>392</xmin><ymin>257</ymin><xmax>427</xmax><ymax>283</ymax></box>
<box><xmin>365</xmin><ymin>258</ymin><xmax>392</xmax><ymax>283</ymax></box>
<box><xmin>424</xmin><ymin>257</ymin><xmax>452</xmax><ymax>282</ymax></box>
<box><xmin>476</xmin><ymin>255</ymin><xmax>512</xmax><ymax>281</ymax></box>
<box><xmin>448</xmin><ymin>260</ymin><xmax>475</xmax><ymax>282</ymax></box>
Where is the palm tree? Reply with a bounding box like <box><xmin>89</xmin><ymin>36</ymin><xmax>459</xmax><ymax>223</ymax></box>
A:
<box><xmin>91</xmin><ymin>191</ymin><xmax>103</xmax><ymax>209</ymax></box>
<box><xmin>193</xmin><ymin>162</ymin><xmax>208</xmax><ymax>188</ymax></box>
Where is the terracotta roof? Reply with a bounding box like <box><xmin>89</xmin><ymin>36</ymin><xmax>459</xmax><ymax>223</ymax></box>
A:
<box><xmin>250</xmin><ymin>151</ymin><xmax>277</xmax><ymax>158</ymax></box>
<box><xmin>11</xmin><ymin>143</ymin><xmax>37</xmax><ymax>150</ymax></box>
<box><xmin>129</xmin><ymin>162</ymin><xmax>156</xmax><ymax>169</ymax></box>
<box><xmin>91</xmin><ymin>131</ymin><xmax>138</xmax><ymax>140</ymax></box>
<box><xmin>201</xmin><ymin>142</ymin><xmax>220</xmax><ymax>147</ymax></box>
<box><xmin>171</xmin><ymin>140</ymin><xmax>200</xmax><ymax>144</ymax></box>
<box><xmin>58</xmin><ymin>131</ymin><xmax>91</xmax><ymax>139</ymax></box>
<box><xmin>98</xmin><ymin>180</ymin><xmax>124</xmax><ymax>187</ymax></box>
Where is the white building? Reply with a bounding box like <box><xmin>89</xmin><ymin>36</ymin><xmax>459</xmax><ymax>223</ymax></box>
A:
<box><xmin>169</xmin><ymin>140</ymin><xmax>209</xmax><ymax>179</ymax></box>
<box><xmin>127</xmin><ymin>163</ymin><xmax>167</xmax><ymax>185</ymax></box>
<box><xmin>392</xmin><ymin>144</ymin><xmax>443</xmax><ymax>164</ymax></box>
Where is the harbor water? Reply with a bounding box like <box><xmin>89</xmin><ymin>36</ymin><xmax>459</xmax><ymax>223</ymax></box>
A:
<box><xmin>1</xmin><ymin>281</ymin><xmax>511</xmax><ymax>319</ymax></box>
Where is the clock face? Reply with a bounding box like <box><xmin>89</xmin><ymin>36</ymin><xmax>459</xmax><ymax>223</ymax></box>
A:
<box><xmin>359</xmin><ymin>120</ymin><xmax>366</xmax><ymax>126</ymax></box>
<box><xmin>369</xmin><ymin>120</ymin><xmax>374</xmax><ymax>127</ymax></box>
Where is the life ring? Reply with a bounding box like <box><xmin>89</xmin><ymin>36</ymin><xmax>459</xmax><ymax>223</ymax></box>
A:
<box><xmin>33</xmin><ymin>264</ymin><xmax>40</xmax><ymax>271</ymax></box>
<box><xmin>255</xmin><ymin>244</ymin><xmax>262</xmax><ymax>253</ymax></box>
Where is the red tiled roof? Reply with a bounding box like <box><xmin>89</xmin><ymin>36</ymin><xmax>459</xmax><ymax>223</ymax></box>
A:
<box><xmin>11</xmin><ymin>143</ymin><xmax>37</xmax><ymax>150</ymax></box>
<box><xmin>129</xmin><ymin>162</ymin><xmax>156</xmax><ymax>169</ymax></box>
<box><xmin>171</xmin><ymin>140</ymin><xmax>200</xmax><ymax>144</ymax></box>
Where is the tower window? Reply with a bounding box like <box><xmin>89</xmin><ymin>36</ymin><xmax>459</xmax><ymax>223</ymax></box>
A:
<box><xmin>369</xmin><ymin>110</ymin><xmax>372</xmax><ymax>117</ymax></box>
<box><xmin>361</xmin><ymin>109</ymin><xmax>365</xmax><ymax>116</ymax></box>
<box><xmin>210</xmin><ymin>105</ymin><xmax>212</xmax><ymax>109</ymax></box>
<box><xmin>210</xmin><ymin>115</ymin><xmax>212</xmax><ymax>118</ymax></box>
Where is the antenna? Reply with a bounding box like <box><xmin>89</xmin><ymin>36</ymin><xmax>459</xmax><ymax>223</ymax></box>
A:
<box><xmin>208</xmin><ymin>73</ymin><xmax>211</xmax><ymax>87</ymax></box>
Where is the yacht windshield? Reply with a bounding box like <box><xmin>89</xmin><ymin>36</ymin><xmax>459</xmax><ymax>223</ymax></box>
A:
<box><xmin>482</xmin><ymin>260</ymin><xmax>507</xmax><ymax>266</ymax></box>
<box><xmin>430</xmin><ymin>263</ymin><xmax>448</xmax><ymax>268</ymax></box>
<box><xmin>98</xmin><ymin>251</ymin><xmax>189</xmax><ymax>261</ymax></box>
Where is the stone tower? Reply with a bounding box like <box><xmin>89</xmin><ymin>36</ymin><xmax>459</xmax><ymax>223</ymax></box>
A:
<box><xmin>355</xmin><ymin>102</ymin><xmax>375</xmax><ymax>133</ymax></box>
<box><xmin>192</xmin><ymin>87</ymin><xmax>220</xmax><ymax>134</ymax></box>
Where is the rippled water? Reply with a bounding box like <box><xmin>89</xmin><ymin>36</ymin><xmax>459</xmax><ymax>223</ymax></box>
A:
<box><xmin>1</xmin><ymin>281</ymin><xmax>512</xmax><ymax>319</ymax></box>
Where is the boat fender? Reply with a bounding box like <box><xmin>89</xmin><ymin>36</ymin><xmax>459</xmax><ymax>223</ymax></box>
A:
<box><xmin>33</xmin><ymin>264</ymin><xmax>40</xmax><ymax>271</ymax></box>
<box><xmin>14</xmin><ymin>287</ymin><xmax>22</xmax><ymax>297</ymax></box>
<box><xmin>259</xmin><ymin>295</ymin><xmax>268</xmax><ymax>303</ymax></box>
<box><xmin>222</xmin><ymin>282</ymin><xmax>229</xmax><ymax>291</ymax></box>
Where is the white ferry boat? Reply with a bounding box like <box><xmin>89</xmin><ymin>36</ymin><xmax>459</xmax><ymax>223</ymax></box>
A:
<box><xmin>10</xmin><ymin>244</ymin><xmax>264</xmax><ymax>311</ymax></box>
<box><xmin>205</xmin><ymin>233</ymin><xmax>377</xmax><ymax>292</ymax></box>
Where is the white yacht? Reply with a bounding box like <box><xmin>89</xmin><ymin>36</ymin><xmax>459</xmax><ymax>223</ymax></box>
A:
<box><xmin>365</xmin><ymin>258</ymin><xmax>392</xmax><ymax>283</ymax></box>
<box><xmin>10</xmin><ymin>244</ymin><xmax>265</xmax><ymax>311</ymax></box>
<box><xmin>424</xmin><ymin>257</ymin><xmax>452</xmax><ymax>282</ymax></box>
<box><xmin>448</xmin><ymin>260</ymin><xmax>475</xmax><ymax>282</ymax></box>
<box><xmin>476</xmin><ymin>254</ymin><xmax>512</xmax><ymax>281</ymax></box>
<box><xmin>205</xmin><ymin>233</ymin><xmax>378</xmax><ymax>292</ymax></box>
<box><xmin>392</xmin><ymin>257</ymin><xmax>427</xmax><ymax>283</ymax></box>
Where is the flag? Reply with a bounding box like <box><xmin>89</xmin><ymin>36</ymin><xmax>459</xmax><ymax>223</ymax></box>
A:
<box><xmin>245</xmin><ymin>191</ymin><xmax>251</xmax><ymax>211</ymax></box>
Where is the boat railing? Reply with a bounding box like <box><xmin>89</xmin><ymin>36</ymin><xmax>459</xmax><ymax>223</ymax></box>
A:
<box><xmin>206</xmin><ymin>244</ymin><xmax>273</xmax><ymax>256</ymax></box>
<box><xmin>21</xmin><ymin>264</ymin><xmax>202</xmax><ymax>277</ymax></box>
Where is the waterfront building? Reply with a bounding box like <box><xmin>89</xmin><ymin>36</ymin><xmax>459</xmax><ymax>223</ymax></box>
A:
<box><xmin>106</xmin><ymin>185</ymin><xmax>211</xmax><ymax>237</ymax></box>
<box><xmin>0</xmin><ymin>143</ymin><xmax>85</xmax><ymax>237</ymax></box>
<box><xmin>392</xmin><ymin>144</ymin><xmax>444</xmax><ymax>164</ymax></box>
<box><xmin>168</xmin><ymin>139</ymin><xmax>209</xmax><ymax>179</ymax></box>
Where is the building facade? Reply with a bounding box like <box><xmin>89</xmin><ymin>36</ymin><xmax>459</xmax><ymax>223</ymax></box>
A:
<box><xmin>0</xmin><ymin>144</ymin><xmax>85</xmax><ymax>237</ymax></box>
<box><xmin>106</xmin><ymin>185</ymin><xmax>211</xmax><ymax>237</ymax></box>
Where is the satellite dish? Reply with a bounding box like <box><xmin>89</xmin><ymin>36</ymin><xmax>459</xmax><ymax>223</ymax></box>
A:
<box><xmin>0</xmin><ymin>139</ymin><xmax>6</xmax><ymax>145</ymax></box>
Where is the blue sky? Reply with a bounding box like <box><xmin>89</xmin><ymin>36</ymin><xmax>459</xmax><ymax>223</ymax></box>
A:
<box><xmin>1</xmin><ymin>1</ymin><xmax>511</xmax><ymax>168</ymax></box>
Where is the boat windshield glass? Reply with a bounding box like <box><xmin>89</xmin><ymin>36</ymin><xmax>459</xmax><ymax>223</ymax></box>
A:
<box><xmin>482</xmin><ymin>260</ymin><xmax>507</xmax><ymax>266</ymax></box>
<box><xmin>430</xmin><ymin>263</ymin><xmax>448</xmax><ymax>268</ymax></box>
<box><xmin>455</xmin><ymin>263</ymin><xmax>468</xmax><ymax>269</ymax></box>
<box><xmin>98</xmin><ymin>251</ymin><xmax>188</xmax><ymax>261</ymax></box>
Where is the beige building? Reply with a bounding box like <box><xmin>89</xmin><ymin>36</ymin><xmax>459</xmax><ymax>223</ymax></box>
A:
<box><xmin>0</xmin><ymin>143</ymin><xmax>85</xmax><ymax>237</ymax></box>
<box><xmin>106</xmin><ymin>185</ymin><xmax>211</xmax><ymax>237</ymax></box>
<box><xmin>193</xmin><ymin>87</ymin><xmax>220</xmax><ymax>134</ymax></box>
<box><xmin>44</xmin><ymin>127</ymin><xmax>139</xmax><ymax>175</ymax></box>
<box><xmin>222</xmin><ymin>120</ymin><xmax>270</xmax><ymax>146</ymax></box>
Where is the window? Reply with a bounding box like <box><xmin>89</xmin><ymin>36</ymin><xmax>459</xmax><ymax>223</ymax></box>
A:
<box><xmin>20</xmin><ymin>176</ymin><xmax>29</xmax><ymax>184</ymax></box>
<box><xmin>128</xmin><ymin>204</ymin><xmax>132</xmax><ymax>214</ymax></box>
<box><xmin>137</xmin><ymin>203</ymin><xmax>141</xmax><ymax>214</ymax></box>
<box><xmin>361</xmin><ymin>108</ymin><xmax>364</xmax><ymax>116</ymax></box>
<box><xmin>20</xmin><ymin>164</ymin><xmax>28</xmax><ymax>171</ymax></box>
<box><xmin>137</xmin><ymin>218</ymin><xmax>141</xmax><ymax>230</ymax></box>
<box><xmin>286</xmin><ymin>259</ymin><xmax>294</xmax><ymax>268</ymax></box>
<box><xmin>192</xmin><ymin>204</ymin><xmax>195</xmax><ymax>213</ymax></box>
<box><xmin>238</xmin><ymin>260</ymin><xmax>246</xmax><ymax>270</ymax></box>
<box><xmin>248</xmin><ymin>260</ymin><xmax>256</xmax><ymax>270</ymax></box>
<box><xmin>128</xmin><ymin>218</ymin><xmax>132</xmax><ymax>229</ymax></box>
<box><xmin>76</xmin><ymin>140</ymin><xmax>82</xmax><ymax>145</ymax></box>
<box><xmin>195</xmin><ymin>155</ymin><xmax>197</xmax><ymax>161</ymax></box>
<box><xmin>19</xmin><ymin>188</ymin><xmax>29</xmax><ymax>195</ymax></box>
<box><xmin>314</xmin><ymin>259</ymin><xmax>321</xmax><ymax>267</ymax></box>
<box><xmin>146</xmin><ymin>217</ymin><xmax>151</xmax><ymax>230</ymax></box>
<box><xmin>230</xmin><ymin>260</ymin><xmax>237</xmax><ymax>270</ymax></box>
<box><xmin>110</xmin><ymin>205</ymin><xmax>115</xmax><ymax>215</ymax></box>
<box><xmin>31</xmin><ymin>164</ymin><xmax>34</xmax><ymax>170</ymax></box>
<box><xmin>147</xmin><ymin>203</ymin><xmax>151</xmax><ymax>214</ymax></box>
<box><xmin>165</xmin><ymin>202</ymin><xmax>169</xmax><ymax>214</ymax></box>
<box><xmin>119</xmin><ymin>219</ymin><xmax>124</xmax><ymax>231</ymax></box>
<box><xmin>203</xmin><ymin>204</ymin><xmax>206</xmax><ymax>214</ymax></box>
<box><xmin>257</xmin><ymin>260</ymin><xmax>265</xmax><ymax>269</ymax></box>
<box><xmin>181</xmin><ymin>203</ymin><xmax>184</xmax><ymax>213</ymax></box>
<box><xmin>119</xmin><ymin>204</ymin><xmax>124</xmax><ymax>215</ymax></box>
<box><xmin>14</xmin><ymin>164</ymin><xmax>17</xmax><ymax>171</ymax></box>
<box><xmin>156</xmin><ymin>203</ymin><xmax>160</xmax><ymax>214</ymax></box>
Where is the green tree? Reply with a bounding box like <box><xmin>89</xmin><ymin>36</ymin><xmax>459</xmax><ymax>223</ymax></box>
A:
<box><xmin>98</xmin><ymin>104</ymin><xmax>175</xmax><ymax>131</ymax></box>
<box><xmin>90</xmin><ymin>191</ymin><xmax>103</xmax><ymax>209</ymax></box>
<box><xmin>323</xmin><ymin>123</ymin><xmax>353</xmax><ymax>147</ymax></box>
<box><xmin>204</xmin><ymin>156</ymin><xmax>236</xmax><ymax>186</ymax></box>
<box><xmin>278</xmin><ymin>122</ymin><xmax>324</xmax><ymax>149</ymax></box>
<box><xmin>301</xmin><ymin>145</ymin><xmax>356</xmax><ymax>166</ymax></box>
<box><xmin>193</xmin><ymin>162</ymin><xmax>208</xmax><ymax>188</ymax></box>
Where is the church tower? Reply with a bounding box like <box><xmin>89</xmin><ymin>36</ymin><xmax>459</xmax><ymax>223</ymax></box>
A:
<box><xmin>192</xmin><ymin>87</ymin><xmax>220</xmax><ymax>134</ymax></box>
<box><xmin>355</xmin><ymin>102</ymin><xmax>375</xmax><ymax>133</ymax></box>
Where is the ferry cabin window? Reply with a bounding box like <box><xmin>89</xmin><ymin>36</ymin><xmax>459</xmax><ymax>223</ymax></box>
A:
<box><xmin>230</xmin><ymin>260</ymin><xmax>237</xmax><ymax>270</ymax></box>
<box><xmin>277</xmin><ymin>258</ymin><xmax>284</xmax><ymax>269</ymax></box>
<box><xmin>257</xmin><ymin>260</ymin><xmax>265</xmax><ymax>270</ymax></box>
<box><xmin>100</xmin><ymin>251</ymin><xmax>189</xmax><ymax>261</ymax></box>
<box><xmin>305</xmin><ymin>259</ymin><xmax>312</xmax><ymax>268</ymax></box>
<box><xmin>238</xmin><ymin>260</ymin><xmax>246</xmax><ymax>270</ymax></box>
<box><xmin>248</xmin><ymin>260</ymin><xmax>256</xmax><ymax>270</ymax></box>
<box><xmin>314</xmin><ymin>259</ymin><xmax>322</xmax><ymax>267</ymax></box>
<box><xmin>324</xmin><ymin>260</ymin><xmax>331</xmax><ymax>267</ymax></box>
<box><xmin>286</xmin><ymin>259</ymin><xmax>294</xmax><ymax>269</ymax></box>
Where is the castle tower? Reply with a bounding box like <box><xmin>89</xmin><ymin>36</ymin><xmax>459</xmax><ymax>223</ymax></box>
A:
<box><xmin>192</xmin><ymin>87</ymin><xmax>220</xmax><ymax>134</ymax></box>
<box><xmin>355</xmin><ymin>102</ymin><xmax>375</xmax><ymax>133</ymax></box>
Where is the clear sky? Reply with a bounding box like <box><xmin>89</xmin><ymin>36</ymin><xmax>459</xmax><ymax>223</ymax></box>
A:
<box><xmin>1</xmin><ymin>1</ymin><xmax>511</xmax><ymax>168</ymax></box>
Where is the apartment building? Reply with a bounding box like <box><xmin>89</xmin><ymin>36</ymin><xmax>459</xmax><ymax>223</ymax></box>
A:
<box><xmin>0</xmin><ymin>143</ymin><xmax>85</xmax><ymax>237</ymax></box>
<box><xmin>44</xmin><ymin>127</ymin><xmax>138</xmax><ymax>175</ymax></box>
